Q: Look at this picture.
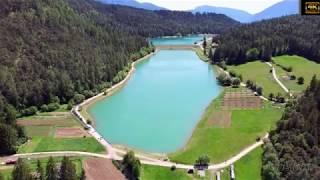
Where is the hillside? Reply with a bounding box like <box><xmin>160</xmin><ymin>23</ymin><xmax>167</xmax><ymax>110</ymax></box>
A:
<box><xmin>96</xmin><ymin>0</ymin><xmax>165</xmax><ymax>10</ymax></box>
<box><xmin>0</xmin><ymin>0</ymin><xmax>238</xmax><ymax>154</ymax></box>
<box><xmin>212</xmin><ymin>15</ymin><xmax>320</xmax><ymax>65</ymax></box>
<box><xmin>192</xmin><ymin>0</ymin><xmax>299</xmax><ymax>23</ymax></box>
<box><xmin>68</xmin><ymin>0</ymin><xmax>239</xmax><ymax>37</ymax></box>
<box><xmin>192</xmin><ymin>5</ymin><xmax>252</xmax><ymax>23</ymax></box>
<box><xmin>252</xmin><ymin>0</ymin><xmax>299</xmax><ymax>22</ymax></box>
<box><xmin>262</xmin><ymin>76</ymin><xmax>320</xmax><ymax>179</ymax></box>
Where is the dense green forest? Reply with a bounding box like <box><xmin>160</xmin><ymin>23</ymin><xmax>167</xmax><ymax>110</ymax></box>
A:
<box><xmin>262</xmin><ymin>76</ymin><xmax>320</xmax><ymax>179</ymax></box>
<box><xmin>0</xmin><ymin>0</ymin><xmax>237</xmax><ymax>154</ymax></box>
<box><xmin>212</xmin><ymin>15</ymin><xmax>320</xmax><ymax>65</ymax></box>
<box><xmin>67</xmin><ymin>0</ymin><xmax>239</xmax><ymax>37</ymax></box>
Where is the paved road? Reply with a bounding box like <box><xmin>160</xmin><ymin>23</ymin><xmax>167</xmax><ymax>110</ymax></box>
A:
<box><xmin>1</xmin><ymin>134</ymin><xmax>268</xmax><ymax>171</ymax></box>
<box><xmin>64</xmin><ymin>51</ymin><xmax>269</xmax><ymax>171</ymax></box>
<box><xmin>265</xmin><ymin>62</ymin><xmax>292</xmax><ymax>97</ymax></box>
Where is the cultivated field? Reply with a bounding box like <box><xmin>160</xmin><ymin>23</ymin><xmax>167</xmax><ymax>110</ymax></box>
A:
<box><xmin>169</xmin><ymin>88</ymin><xmax>283</xmax><ymax>164</ymax></box>
<box><xmin>84</xmin><ymin>158</ymin><xmax>125</xmax><ymax>180</ymax></box>
<box><xmin>273</xmin><ymin>55</ymin><xmax>320</xmax><ymax>94</ymax></box>
<box><xmin>227</xmin><ymin>61</ymin><xmax>284</xmax><ymax>96</ymax></box>
<box><xmin>17</xmin><ymin>112</ymin><xmax>105</xmax><ymax>153</ymax></box>
<box><xmin>222</xmin><ymin>89</ymin><xmax>262</xmax><ymax>109</ymax></box>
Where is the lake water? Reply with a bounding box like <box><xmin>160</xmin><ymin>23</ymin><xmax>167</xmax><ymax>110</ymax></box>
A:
<box><xmin>89</xmin><ymin>38</ymin><xmax>221</xmax><ymax>153</ymax></box>
<box><xmin>151</xmin><ymin>35</ymin><xmax>203</xmax><ymax>45</ymax></box>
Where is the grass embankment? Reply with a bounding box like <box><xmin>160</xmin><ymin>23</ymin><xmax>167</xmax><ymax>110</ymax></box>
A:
<box><xmin>227</xmin><ymin>61</ymin><xmax>284</xmax><ymax>96</ymax></box>
<box><xmin>18</xmin><ymin>137</ymin><xmax>104</xmax><ymax>153</ymax></box>
<box><xmin>273</xmin><ymin>55</ymin><xmax>320</xmax><ymax>94</ymax></box>
<box><xmin>219</xmin><ymin>147</ymin><xmax>263</xmax><ymax>180</ymax></box>
<box><xmin>169</xmin><ymin>88</ymin><xmax>282</xmax><ymax>164</ymax></box>
<box><xmin>194</xmin><ymin>47</ymin><xmax>209</xmax><ymax>62</ymax></box>
<box><xmin>141</xmin><ymin>165</ymin><xmax>192</xmax><ymax>180</ymax></box>
<box><xmin>141</xmin><ymin>165</ymin><xmax>211</xmax><ymax>180</ymax></box>
<box><xmin>17</xmin><ymin>112</ymin><xmax>105</xmax><ymax>153</ymax></box>
<box><xmin>234</xmin><ymin>147</ymin><xmax>262</xmax><ymax>180</ymax></box>
<box><xmin>0</xmin><ymin>157</ymin><xmax>83</xmax><ymax>179</ymax></box>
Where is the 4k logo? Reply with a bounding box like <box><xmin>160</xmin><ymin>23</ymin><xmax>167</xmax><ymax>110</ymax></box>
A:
<box><xmin>301</xmin><ymin>0</ymin><xmax>320</xmax><ymax>15</ymax></box>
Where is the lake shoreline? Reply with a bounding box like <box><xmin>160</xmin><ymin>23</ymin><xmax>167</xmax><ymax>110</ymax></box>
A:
<box><xmin>77</xmin><ymin>50</ymin><xmax>158</xmax><ymax>126</ymax></box>
<box><xmin>74</xmin><ymin>36</ymin><xmax>221</xmax><ymax>156</ymax></box>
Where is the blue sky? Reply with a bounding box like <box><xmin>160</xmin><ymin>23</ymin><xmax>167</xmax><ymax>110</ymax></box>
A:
<box><xmin>136</xmin><ymin>0</ymin><xmax>286</xmax><ymax>14</ymax></box>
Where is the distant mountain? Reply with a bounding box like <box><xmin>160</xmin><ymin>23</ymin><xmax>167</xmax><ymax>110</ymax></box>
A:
<box><xmin>96</xmin><ymin>0</ymin><xmax>165</xmax><ymax>10</ymax></box>
<box><xmin>251</xmin><ymin>0</ymin><xmax>299</xmax><ymax>21</ymax></box>
<box><xmin>192</xmin><ymin>5</ymin><xmax>252</xmax><ymax>23</ymax></box>
<box><xmin>192</xmin><ymin>0</ymin><xmax>299</xmax><ymax>23</ymax></box>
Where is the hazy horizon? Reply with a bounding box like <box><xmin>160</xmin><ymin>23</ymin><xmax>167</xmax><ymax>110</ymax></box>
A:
<box><xmin>136</xmin><ymin>0</ymin><xmax>294</xmax><ymax>14</ymax></box>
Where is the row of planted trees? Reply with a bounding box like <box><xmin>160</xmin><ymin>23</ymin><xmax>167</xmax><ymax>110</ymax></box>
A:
<box><xmin>0</xmin><ymin>157</ymin><xmax>85</xmax><ymax>180</ymax></box>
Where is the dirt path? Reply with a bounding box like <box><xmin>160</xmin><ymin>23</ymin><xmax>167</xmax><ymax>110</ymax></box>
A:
<box><xmin>265</xmin><ymin>62</ymin><xmax>292</xmax><ymax>96</ymax></box>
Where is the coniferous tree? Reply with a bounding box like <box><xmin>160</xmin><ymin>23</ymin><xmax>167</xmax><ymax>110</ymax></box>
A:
<box><xmin>80</xmin><ymin>169</ymin><xmax>86</xmax><ymax>180</ymax></box>
<box><xmin>12</xmin><ymin>159</ymin><xmax>33</xmax><ymax>180</ymax></box>
<box><xmin>122</xmin><ymin>151</ymin><xmax>141</xmax><ymax>180</ymax></box>
<box><xmin>59</xmin><ymin>157</ymin><xmax>77</xmax><ymax>180</ymax></box>
<box><xmin>212</xmin><ymin>15</ymin><xmax>320</xmax><ymax>65</ymax></box>
<box><xmin>0</xmin><ymin>123</ymin><xmax>17</xmax><ymax>154</ymax></box>
<box><xmin>262</xmin><ymin>76</ymin><xmax>320</xmax><ymax>179</ymax></box>
<box><xmin>46</xmin><ymin>157</ymin><xmax>58</xmax><ymax>180</ymax></box>
<box><xmin>37</xmin><ymin>160</ymin><xmax>44</xmax><ymax>180</ymax></box>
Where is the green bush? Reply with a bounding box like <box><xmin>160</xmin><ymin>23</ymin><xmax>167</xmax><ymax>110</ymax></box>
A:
<box><xmin>47</xmin><ymin>103</ymin><xmax>60</xmax><ymax>112</ymax></box>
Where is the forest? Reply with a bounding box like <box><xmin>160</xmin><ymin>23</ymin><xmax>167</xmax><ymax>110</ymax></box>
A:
<box><xmin>212</xmin><ymin>15</ymin><xmax>320</xmax><ymax>65</ymax></box>
<box><xmin>262</xmin><ymin>76</ymin><xmax>320</xmax><ymax>179</ymax></box>
<box><xmin>0</xmin><ymin>0</ymin><xmax>237</xmax><ymax>154</ymax></box>
<box><xmin>67</xmin><ymin>0</ymin><xmax>239</xmax><ymax>37</ymax></box>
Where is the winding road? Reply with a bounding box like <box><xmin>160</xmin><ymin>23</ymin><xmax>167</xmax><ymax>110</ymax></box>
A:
<box><xmin>265</xmin><ymin>62</ymin><xmax>292</xmax><ymax>97</ymax></box>
<box><xmin>1</xmin><ymin>134</ymin><xmax>268</xmax><ymax>171</ymax></box>
<box><xmin>0</xmin><ymin>51</ymin><xmax>271</xmax><ymax>172</ymax></box>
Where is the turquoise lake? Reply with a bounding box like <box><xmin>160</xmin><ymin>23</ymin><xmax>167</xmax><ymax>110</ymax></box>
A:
<box><xmin>89</xmin><ymin>39</ymin><xmax>221</xmax><ymax>153</ymax></box>
<box><xmin>151</xmin><ymin>35</ymin><xmax>203</xmax><ymax>45</ymax></box>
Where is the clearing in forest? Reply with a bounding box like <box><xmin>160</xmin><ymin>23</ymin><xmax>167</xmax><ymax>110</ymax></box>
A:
<box><xmin>227</xmin><ymin>61</ymin><xmax>284</xmax><ymax>96</ymax></box>
<box><xmin>273</xmin><ymin>55</ymin><xmax>320</xmax><ymax>94</ymax></box>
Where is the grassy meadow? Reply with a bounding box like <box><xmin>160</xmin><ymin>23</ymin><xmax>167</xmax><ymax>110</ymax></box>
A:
<box><xmin>273</xmin><ymin>55</ymin><xmax>320</xmax><ymax>94</ymax></box>
<box><xmin>227</xmin><ymin>61</ymin><xmax>285</xmax><ymax>96</ymax></box>
<box><xmin>169</xmin><ymin>89</ymin><xmax>282</xmax><ymax>164</ymax></box>
<box><xmin>17</xmin><ymin>112</ymin><xmax>105</xmax><ymax>153</ymax></box>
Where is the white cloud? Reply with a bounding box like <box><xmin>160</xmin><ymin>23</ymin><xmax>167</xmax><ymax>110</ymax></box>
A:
<box><xmin>136</xmin><ymin>0</ymin><xmax>285</xmax><ymax>14</ymax></box>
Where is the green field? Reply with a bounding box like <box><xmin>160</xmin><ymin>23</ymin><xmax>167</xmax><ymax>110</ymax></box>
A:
<box><xmin>0</xmin><ymin>157</ymin><xmax>83</xmax><ymax>180</ymax></box>
<box><xmin>234</xmin><ymin>147</ymin><xmax>262</xmax><ymax>180</ymax></box>
<box><xmin>227</xmin><ymin>61</ymin><xmax>284</xmax><ymax>96</ymax></box>
<box><xmin>141</xmin><ymin>165</ymin><xmax>192</xmax><ymax>180</ymax></box>
<box><xmin>169</xmin><ymin>90</ymin><xmax>282</xmax><ymax>164</ymax></box>
<box><xmin>219</xmin><ymin>147</ymin><xmax>262</xmax><ymax>180</ymax></box>
<box><xmin>141</xmin><ymin>165</ymin><xmax>212</xmax><ymax>180</ymax></box>
<box><xmin>194</xmin><ymin>47</ymin><xmax>209</xmax><ymax>62</ymax></box>
<box><xmin>18</xmin><ymin>137</ymin><xmax>105</xmax><ymax>153</ymax></box>
<box><xmin>17</xmin><ymin>111</ymin><xmax>105</xmax><ymax>154</ymax></box>
<box><xmin>273</xmin><ymin>55</ymin><xmax>320</xmax><ymax>94</ymax></box>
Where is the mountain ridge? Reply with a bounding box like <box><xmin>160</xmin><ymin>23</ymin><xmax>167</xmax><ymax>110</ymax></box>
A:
<box><xmin>96</xmin><ymin>0</ymin><xmax>165</xmax><ymax>10</ymax></box>
<box><xmin>193</xmin><ymin>0</ymin><xmax>299</xmax><ymax>23</ymax></box>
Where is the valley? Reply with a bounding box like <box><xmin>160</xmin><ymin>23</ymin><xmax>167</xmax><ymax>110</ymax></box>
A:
<box><xmin>0</xmin><ymin>0</ymin><xmax>319</xmax><ymax>180</ymax></box>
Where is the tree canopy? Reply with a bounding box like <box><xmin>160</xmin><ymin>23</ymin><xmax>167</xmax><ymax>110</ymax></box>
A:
<box><xmin>262</xmin><ymin>75</ymin><xmax>320</xmax><ymax>179</ymax></box>
<box><xmin>212</xmin><ymin>15</ymin><xmax>320</xmax><ymax>65</ymax></box>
